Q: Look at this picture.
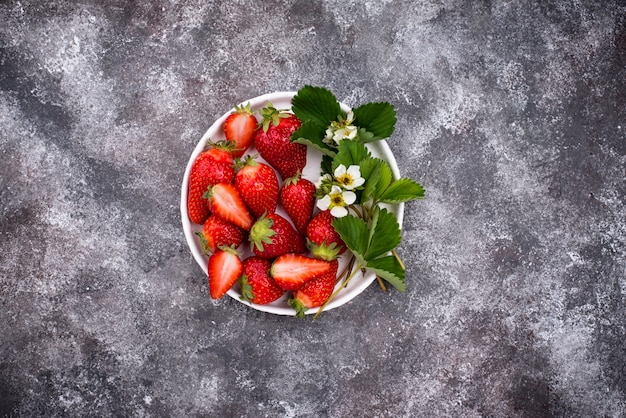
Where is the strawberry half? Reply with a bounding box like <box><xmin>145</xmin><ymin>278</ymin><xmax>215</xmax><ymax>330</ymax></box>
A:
<box><xmin>254</xmin><ymin>103</ymin><xmax>305</xmax><ymax>180</ymax></box>
<box><xmin>208</xmin><ymin>246</ymin><xmax>243</xmax><ymax>299</ymax></box>
<box><xmin>223</xmin><ymin>103</ymin><xmax>258</xmax><ymax>158</ymax></box>
<box><xmin>289</xmin><ymin>259</ymin><xmax>339</xmax><ymax>317</ymax></box>
<box><xmin>279</xmin><ymin>171</ymin><xmax>316</xmax><ymax>235</ymax></box>
<box><xmin>306</xmin><ymin>210</ymin><xmax>347</xmax><ymax>260</ymax></box>
<box><xmin>234</xmin><ymin>157</ymin><xmax>279</xmax><ymax>218</ymax></box>
<box><xmin>239</xmin><ymin>257</ymin><xmax>285</xmax><ymax>305</ymax></box>
<box><xmin>270</xmin><ymin>254</ymin><xmax>332</xmax><ymax>291</ymax></box>
<box><xmin>187</xmin><ymin>146</ymin><xmax>235</xmax><ymax>224</ymax></box>
<box><xmin>248</xmin><ymin>213</ymin><xmax>306</xmax><ymax>259</ymax></box>
<box><xmin>195</xmin><ymin>215</ymin><xmax>246</xmax><ymax>254</ymax></box>
<box><xmin>205</xmin><ymin>183</ymin><xmax>254</xmax><ymax>231</ymax></box>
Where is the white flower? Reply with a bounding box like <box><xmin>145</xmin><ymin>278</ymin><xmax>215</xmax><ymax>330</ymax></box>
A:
<box><xmin>323</xmin><ymin>111</ymin><xmax>358</xmax><ymax>145</ymax></box>
<box><xmin>334</xmin><ymin>164</ymin><xmax>365</xmax><ymax>190</ymax></box>
<box><xmin>317</xmin><ymin>185</ymin><xmax>356</xmax><ymax>218</ymax></box>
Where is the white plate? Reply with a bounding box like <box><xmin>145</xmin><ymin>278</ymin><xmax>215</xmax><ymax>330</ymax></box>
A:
<box><xmin>180</xmin><ymin>91</ymin><xmax>404</xmax><ymax>315</ymax></box>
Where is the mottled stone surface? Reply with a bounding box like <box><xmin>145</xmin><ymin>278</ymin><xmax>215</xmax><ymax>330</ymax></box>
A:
<box><xmin>1</xmin><ymin>1</ymin><xmax>625</xmax><ymax>416</ymax></box>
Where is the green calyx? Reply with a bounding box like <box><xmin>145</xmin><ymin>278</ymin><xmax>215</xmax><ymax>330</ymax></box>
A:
<box><xmin>283</xmin><ymin>170</ymin><xmax>302</xmax><ymax>186</ymax></box>
<box><xmin>233</xmin><ymin>102</ymin><xmax>254</xmax><ymax>115</ymax></box>
<box><xmin>235</xmin><ymin>154</ymin><xmax>260</xmax><ymax>170</ymax></box>
<box><xmin>307</xmin><ymin>238</ymin><xmax>341</xmax><ymax>261</ymax></box>
<box><xmin>260</xmin><ymin>102</ymin><xmax>291</xmax><ymax>132</ymax></box>
<box><xmin>248</xmin><ymin>214</ymin><xmax>276</xmax><ymax>252</ymax></box>
<box><xmin>288</xmin><ymin>298</ymin><xmax>308</xmax><ymax>318</ymax></box>
<box><xmin>238</xmin><ymin>275</ymin><xmax>254</xmax><ymax>303</ymax></box>
<box><xmin>195</xmin><ymin>232</ymin><xmax>210</xmax><ymax>255</ymax></box>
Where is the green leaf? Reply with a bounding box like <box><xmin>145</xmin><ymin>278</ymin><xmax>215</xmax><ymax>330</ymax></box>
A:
<box><xmin>331</xmin><ymin>140</ymin><xmax>371</xmax><ymax>172</ymax></box>
<box><xmin>291</xmin><ymin>120</ymin><xmax>336</xmax><ymax>157</ymax></box>
<box><xmin>359</xmin><ymin>157</ymin><xmax>393</xmax><ymax>203</ymax></box>
<box><xmin>366</xmin><ymin>256</ymin><xmax>406</xmax><ymax>292</ymax></box>
<box><xmin>353</xmin><ymin>102</ymin><xmax>396</xmax><ymax>139</ymax></box>
<box><xmin>332</xmin><ymin>215</ymin><xmax>369</xmax><ymax>261</ymax></box>
<box><xmin>291</xmin><ymin>85</ymin><xmax>342</xmax><ymax>128</ymax></box>
<box><xmin>364</xmin><ymin>207</ymin><xmax>402</xmax><ymax>260</ymax></box>
<box><xmin>380</xmin><ymin>178</ymin><xmax>425</xmax><ymax>204</ymax></box>
<box><xmin>356</xmin><ymin>128</ymin><xmax>381</xmax><ymax>143</ymax></box>
<box><xmin>320</xmin><ymin>154</ymin><xmax>334</xmax><ymax>176</ymax></box>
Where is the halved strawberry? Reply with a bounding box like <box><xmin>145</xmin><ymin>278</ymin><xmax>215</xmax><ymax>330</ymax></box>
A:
<box><xmin>270</xmin><ymin>254</ymin><xmax>332</xmax><ymax>291</ymax></box>
<box><xmin>279</xmin><ymin>171</ymin><xmax>316</xmax><ymax>234</ymax></box>
<box><xmin>289</xmin><ymin>259</ymin><xmax>339</xmax><ymax>317</ymax></box>
<box><xmin>187</xmin><ymin>146</ymin><xmax>235</xmax><ymax>224</ymax></box>
<box><xmin>208</xmin><ymin>246</ymin><xmax>243</xmax><ymax>299</ymax></box>
<box><xmin>306</xmin><ymin>210</ymin><xmax>347</xmax><ymax>260</ymax></box>
<box><xmin>204</xmin><ymin>183</ymin><xmax>254</xmax><ymax>231</ymax></box>
<box><xmin>195</xmin><ymin>215</ymin><xmax>246</xmax><ymax>254</ymax></box>
<box><xmin>249</xmin><ymin>213</ymin><xmax>306</xmax><ymax>259</ymax></box>
<box><xmin>223</xmin><ymin>103</ymin><xmax>258</xmax><ymax>158</ymax></box>
<box><xmin>254</xmin><ymin>103</ymin><xmax>305</xmax><ymax>180</ymax></box>
<box><xmin>234</xmin><ymin>156</ymin><xmax>279</xmax><ymax>218</ymax></box>
<box><xmin>239</xmin><ymin>257</ymin><xmax>285</xmax><ymax>305</ymax></box>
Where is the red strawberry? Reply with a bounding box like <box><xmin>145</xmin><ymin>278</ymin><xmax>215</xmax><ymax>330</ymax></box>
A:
<box><xmin>289</xmin><ymin>259</ymin><xmax>339</xmax><ymax>317</ymax></box>
<box><xmin>208</xmin><ymin>246</ymin><xmax>243</xmax><ymax>299</ymax></box>
<box><xmin>248</xmin><ymin>213</ymin><xmax>306</xmax><ymax>259</ymax></box>
<box><xmin>254</xmin><ymin>103</ymin><xmax>305</xmax><ymax>180</ymax></box>
<box><xmin>187</xmin><ymin>146</ymin><xmax>235</xmax><ymax>224</ymax></box>
<box><xmin>279</xmin><ymin>171</ymin><xmax>316</xmax><ymax>234</ymax></box>
<box><xmin>270</xmin><ymin>254</ymin><xmax>332</xmax><ymax>291</ymax></box>
<box><xmin>234</xmin><ymin>157</ymin><xmax>279</xmax><ymax>218</ymax></box>
<box><xmin>306</xmin><ymin>210</ymin><xmax>347</xmax><ymax>260</ymax></box>
<box><xmin>204</xmin><ymin>183</ymin><xmax>254</xmax><ymax>231</ymax></box>
<box><xmin>239</xmin><ymin>257</ymin><xmax>285</xmax><ymax>305</ymax></box>
<box><xmin>223</xmin><ymin>103</ymin><xmax>258</xmax><ymax>158</ymax></box>
<box><xmin>195</xmin><ymin>215</ymin><xmax>246</xmax><ymax>254</ymax></box>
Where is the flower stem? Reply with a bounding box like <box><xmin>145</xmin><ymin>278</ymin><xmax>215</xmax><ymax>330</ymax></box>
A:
<box><xmin>314</xmin><ymin>261</ymin><xmax>364</xmax><ymax>320</ymax></box>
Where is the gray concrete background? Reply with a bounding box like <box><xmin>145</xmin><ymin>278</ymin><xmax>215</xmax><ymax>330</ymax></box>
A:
<box><xmin>1</xmin><ymin>1</ymin><xmax>625</xmax><ymax>416</ymax></box>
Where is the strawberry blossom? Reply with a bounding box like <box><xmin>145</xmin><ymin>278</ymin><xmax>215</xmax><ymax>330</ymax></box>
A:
<box><xmin>317</xmin><ymin>185</ymin><xmax>356</xmax><ymax>218</ymax></box>
<box><xmin>334</xmin><ymin>164</ymin><xmax>365</xmax><ymax>190</ymax></box>
<box><xmin>324</xmin><ymin>111</ymin><xmax>358</xmax><ymax>145</ymax></box>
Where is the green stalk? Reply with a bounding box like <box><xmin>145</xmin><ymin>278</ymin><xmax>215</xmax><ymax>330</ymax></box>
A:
<box><xmin>314</xmin><ymin>261</ymin><xmax>363</xmax><ymax>320</ymax></box>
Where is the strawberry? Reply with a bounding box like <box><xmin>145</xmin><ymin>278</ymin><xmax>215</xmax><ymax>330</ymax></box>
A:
<box><xmin>254</xmin><ymin>103</ymin><xmax>305</xmax><ymax>180</ymax></box>
<box><xmin>187</xmin><ymin>146</ymin><xmax>235</xmax><ymax>224</ymax></box>
<box><xmin>270</xmin><ymin>254</ymin><xmax>332</xmax><ymax>291</ymax></box>
<box><xmin>204</xmin><ymin>183</ymin><xmax>254</xmax><ymax>231</ymax></box>
<box><xmin>239</xmin><ymin>257</ymin><xmax>285</xmax><ymax>305</ymax></box>
<box><xmin>223</xmin><ymin>102</ymin><xmax>258</xmax><ymax>158</ymax></box>
<box><xmin>195</xmin><ymin>215</ymin><xmax>246</xmax><ymax>254</ymax></box>
<box><xmin>306</xmin><ymin>210</ymin><xmax>347</xmax><ymax>260</ymax></box>
<box><xmin>279</xmin><ymin>171</ymin><xmax>316</xmax><ymax>234</ymax></box>
<box><xmin>248</xmin><ymin>213</ymin><xmax>306</xmax><ymax>259</ymax></box>
<box><xmin>289</xmin><ymin>259</ymin><xmax>339</xmax><ymax>317</ymax></box>
<box><xmin>208</xmin><ymin>245</ymin><xmax>243</xmax><ymax>299</ymax></box>
<box><xmin>234</xmin><ymin>156</ymin><xmax>279</xmax><ymax>218</ymax></box>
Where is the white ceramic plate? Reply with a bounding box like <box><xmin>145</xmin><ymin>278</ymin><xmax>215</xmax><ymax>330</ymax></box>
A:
<box><xmin>181</xmin><ymin>91</ymin><xmax>404</xmax><ymax>315</ymax></box>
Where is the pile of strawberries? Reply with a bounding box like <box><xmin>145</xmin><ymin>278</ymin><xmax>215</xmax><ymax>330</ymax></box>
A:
<box><xmin>186</xmin><ymin>103</ymin><xmax>347</xmax><ymax>316</ymax></box>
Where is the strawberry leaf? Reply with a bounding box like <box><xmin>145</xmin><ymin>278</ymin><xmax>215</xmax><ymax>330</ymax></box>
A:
<box><xmin>331</xmin><ymin>140</ymin><xmax>371</xmax><ymax>172</ymax></box>
<box><xmin>366</xmin><ymin>256</ymin><xmax>406</xmax><ymax>292</ymax></box>
<box><xmin>359</xmin><ymin>157</ymin><xmax>393</xmax><ymax>203</ymax></box>
<box><xmin>291</xmin><ymin>120</ymin><xmax>336</xmax><ymax>157</ymax></box>
<box><xmin>364</xmin><ymin>207</ymin><xmax>402</xmax><ymax>260</ymax></box>
<box><xmin>352</xmin><ymin>102</ymin><xmax>396</xmax><ymax>139</ymax></box>
<box><xmin>380</xmin><ymin>178</ymin><xmax>425</xmax><ymax>204</ymax></box>
<box><xmin>332</xmin><ymin>215</ymin><xmax>369</xmax><ymax>263</ymax></box>
<box><xmin>292</xmin><ymin>85</ymin><xmax>343</xmax><ymax>129</ymax></box>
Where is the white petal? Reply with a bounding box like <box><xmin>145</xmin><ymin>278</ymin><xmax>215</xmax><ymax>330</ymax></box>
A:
<box><xmin>334</xmin><ymin>164</ymin><xmax>347</xmax><ymax>177</ymax></box>
<box><xmin>352</xmin><ymin>177</ymin><xmax>365</xmax><ymax>188</ymax></box>
<box><xmin>330</xmin><ymin>185</ymin><xmax>343</xmax><ymax>194</ymax></box>
<box><xmin>342</xmin><ymin>191</ymin><xmax>357</xmax><ymax>205</ymax></box>
<box><xmin>347</xmin><ymin>165</ymin><xmax>361</xmax><ymax>177</ymax></box>
<box><xmin>317</xmin><ymin>195</ymin><xmax>331</xmax><ymax>210</ymax></box>
<box><xmin>331</xmin><ymin>206</ymin><xmax>348</xmax><ymax>218</ymax></box>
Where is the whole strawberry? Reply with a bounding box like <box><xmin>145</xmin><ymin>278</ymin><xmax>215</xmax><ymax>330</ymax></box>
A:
<box><xmin>279</xmin><ymin>171</ymin><xmax>316</xmax><ymax>235</ymax></box>
<box><xmin>249</xmin><ymin>213</ymin><xmax>306</xmax><ymax>259</ymax></box>
<box><xmin>306</xmin><ymin>210</ymin><xmax>347</xmax><ymax>260</ymax></box>
<box><xmin>208</xmin><ymin>245</ymin><xmax>243</xmax><ymax>299</ymax></box>
<box><xmin>239</xmin><ymin>257</ymin><xmax>285</xmax><ymax>305</ymax></box>
<box><xmin>223</xmin><ymin>102</ymin><xmax>258</xmax><ymax>158</ymax></box>
<box><xmin>204</xmin><ymin>183</ymin><xmax>254</xmax><ymax>231</ymax></box>
<box><xmin>234</xmin><ymin>156</ymin><xmax>279</xmax><ymax>218</ymax></box>
<box><xmin>254</xmin><ymin>103</ymin><xmax>305</xmax><ymax>180</ymax></box>
<box><xmin>187</xmin><ymin>146</ymin><xmax>235</xmax><ymax>224</ymax></box>
<box><xmin>195</xmin><ymin>215</ymin><xmax>246</xmax><ymax>254</ymax></box>
<box><xmin>289</xmin><ymin>259</ymin><xmax>339</xmax><ymax>317</ymax></box>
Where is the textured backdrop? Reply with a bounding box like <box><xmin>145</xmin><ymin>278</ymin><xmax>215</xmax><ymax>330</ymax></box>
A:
<box><xmin>1</xmin><ymin>1</ymin><xmax>625</xmax><ymax>417</ymax></box>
